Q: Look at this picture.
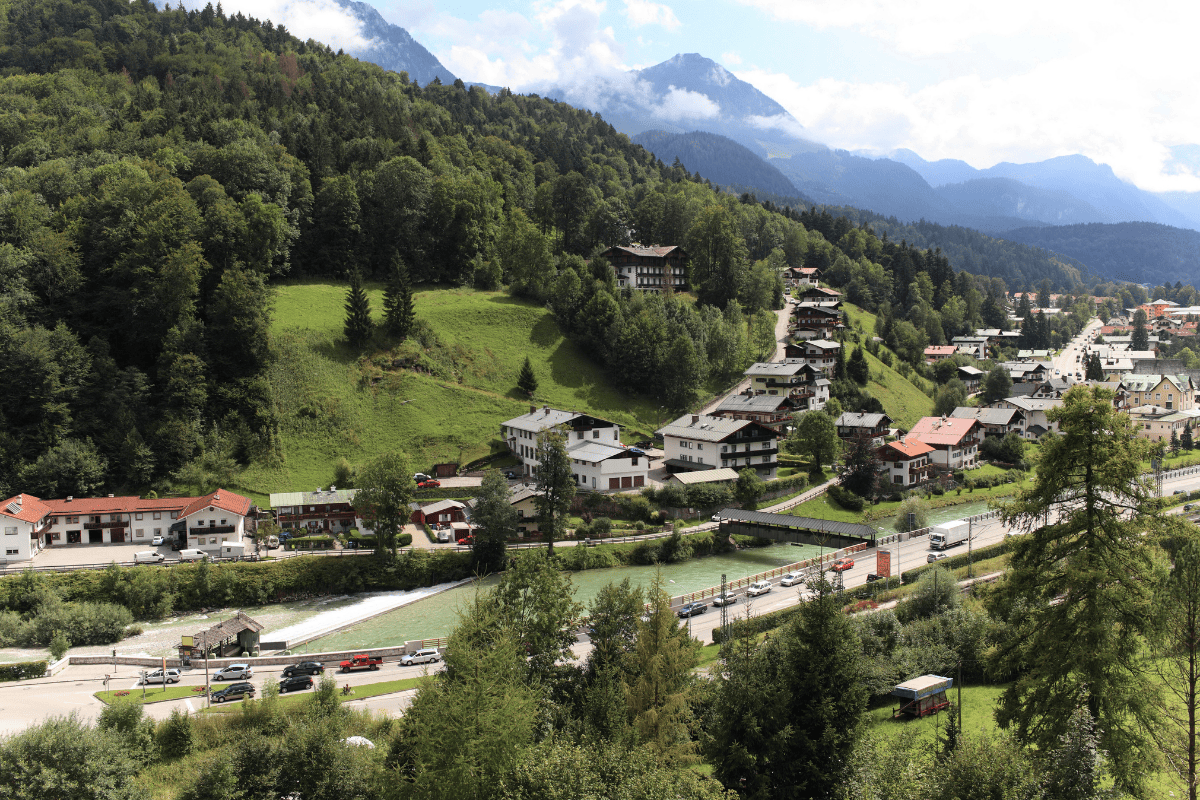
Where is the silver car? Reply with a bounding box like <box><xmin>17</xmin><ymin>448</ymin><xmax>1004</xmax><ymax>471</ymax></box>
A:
<box><xmin>214</xmin><ymin>663</ymin><xmax>253</xmax><ymax>681</ymax></box>
<box><xmin>143</xmin><ymin>668</ymin><xmax>181</xmax><ymax>684</ymax></box>
<box><xmin>401</xmin><ymin>648</ymin><xmax>441</xmax><ymax>666</ymax></box>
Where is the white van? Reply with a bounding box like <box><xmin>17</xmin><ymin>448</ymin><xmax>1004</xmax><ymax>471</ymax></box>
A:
<box><xmin>220</xmin><ymin>542</ymin><xmax>246</xmax><ymax>560</ymax></box>
<box><xmin>177</xmin><ymin>549</ymin><xmax>209</xmax><ymax>562</ymax></box>
<box><xmin>133</xmin><ymin>551</ymin><xmax>164</xmax><ymax>565</ymax></box>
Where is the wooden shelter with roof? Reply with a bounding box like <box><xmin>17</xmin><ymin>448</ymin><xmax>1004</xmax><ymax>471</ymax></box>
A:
<box><xmin>892</xmin><ymin>674</ymin><xmax>953</xmax><ymax>718</ymax></box>
<box><xmin>182</xmin><ymin>611</ymin><xmax>264</xmax><ymax>659</ymax></box>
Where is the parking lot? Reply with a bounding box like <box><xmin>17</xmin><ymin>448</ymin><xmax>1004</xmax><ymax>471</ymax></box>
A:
<box><xmin>6</xmin><ymin>540</ymin><xmax>297</xmax><ymax>572</ymax></box>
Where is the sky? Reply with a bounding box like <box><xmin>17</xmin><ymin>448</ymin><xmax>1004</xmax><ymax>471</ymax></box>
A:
<box><xmin>216</xmin><ymin>0</ymin><xmax>1200</xmax><ymax>193</ymax></box>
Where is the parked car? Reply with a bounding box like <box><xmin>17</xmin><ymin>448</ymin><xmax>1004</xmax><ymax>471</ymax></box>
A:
<box><xmin>779</xmin><ymin>571</ymin><xmax>803</xmax><ymax>587</ymax></box>
<box><xmin>830</xmin><ymin>558</ymin><xmax>855</xmax><ymax>572</ymax></box>
<box><xmin>710</xmin><ymin>592</ymin><xmax>738</xmax><ymax>607</ymax></box>
<box><xmin>151</xmin><ymin>535</ymin><xmax>165</xmax><ymax>545</ymax></box>
<box><xmin>677</xmin><ymin>601</ymin><xmax>708</xmax><ymax>618</ymax></box>
<box><xmin>413</xmin><ymin>473</ymin><xmax>432</xmax><ymax>482</ymax></box>
<box><xmin>927</xmin><ymin>552</ymin><xmax>949</xmax><ymax>563</ymax></box>
<box><xmin>1185</xmin><ymin>504</ymin><xmax>1195</xmax><ymax>512</ymax></box>
<box><xmin>210</xmin><ymin>682</ymin><xmax>256</xmax><ymax>703</ymax></box>
<box><xmin>866</xmin><ymin>573</ymin><xmax>885</xmax><ymax>582</ymax></box>
<box><xmin>143</xmin><ymin>668</ymin><xmax>181</xmax><ymax>684</ymax></box>
<box><xmin>282</xmin><ymin>661</ymin><xmax>324</xmax><ymax>678</ymax></box>
<box><xmin>279</xmin><ymin>675</ymin><xmax>314</xmax><ymax>693</ymax></box>
<box><xmin>133</xmin><ymin>551</ymin><xmax>165</xmax><ymax>564</ymax></box>
<box><xmin>505</xmin><ymin>471</ymin><xmax>517</xmax><ymax>479</ymax></box>
<box><xmin>711</xmin><ymin>515</ymin><xmax>724</xmax><ymax>522</ymax></box>
<box><xmin>214</xmin><ymin>664</ymin><xmax>253</xmax><ymax>681</ymax></box>
<box><xmin>747</xmin><ymin>580</ymin><xmax>772</xmax><ymax>597</ymax></box>
<box><xmin>635</xmin><ymin>440</ymin><xmax>654</xmax><ymax>448</ymax></box>
<box><xmin>401</xmin><ymin>648</ymin><xmax>442</xmax><ymax>666</ymax></box>
<box><xmin>418</xmin><ymin>480</ymin><xmax>441</xmax><ymax>489</ymax></box>
<box><xmin>339</xmin><ymin>654</ymin><xmax>383</xmax><ymax>672</ymax></box>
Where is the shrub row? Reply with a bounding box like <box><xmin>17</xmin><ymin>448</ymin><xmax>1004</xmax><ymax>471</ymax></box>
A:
<box><xmin>0</xmin><ymin>660</ymin><xmax>47</xmax><ymax>681</ymax></box>
<box><xmin>827</xmin><ymin>485</ymin><xmax>864</xmax><ymax>511</ymax></box>
<box><xmin>0</xmin><ymin>549</ymin><xmax>475</xmax><ymax>621</ymax></box>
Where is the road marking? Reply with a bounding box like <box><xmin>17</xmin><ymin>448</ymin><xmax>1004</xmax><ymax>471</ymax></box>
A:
<box><xmin>185</xmin><ymin>700</ymin><xmax>194</xmax><ymax>712</ymax></box>
<box><xmin>128</xmin><ymin>680</ymin><xmax>140</xmax><ymax>691</ymax></box>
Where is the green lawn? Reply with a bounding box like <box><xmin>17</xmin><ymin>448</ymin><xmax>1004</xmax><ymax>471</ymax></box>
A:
<box><xmin>866</xmin><ymin>682</ymin><xmax>1007</xmax><ymax>742</ymax></box>
<box><xmin>841</xmin><ymin>304</ymin><xmax>935</xmax><ymax>428</ymax></box>
<box><xmin>95</xmin><ymin>685</ymin><xmax>208</xmax><ymax>705</ymax></box>
<box><xmin>239</xmin><ymin>283</ymin><xmax>678</xmax><ymax>502</ymax></box>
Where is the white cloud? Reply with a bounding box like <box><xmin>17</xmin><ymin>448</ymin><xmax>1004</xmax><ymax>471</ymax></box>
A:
<box><xmin>732</xmin><ymin>1</ymin><xmax>1200</xmax><ymax>194</ymax></box>
<box><xmin>657</xmin><ymin>86</ymin><xmax>720</xmax><ymax>120</ymax></box>
<box><xmin>189</xmin><ymin>0</ymin><xmax>379</xmax><ymax>51</ymax></box>
<box><xmin>623</xmin><ymin>0</ymin><xmax>681</xmax><ymax>30</ymax></box>
<box><xmin>721</xmin><ymin>51</ymin><xmax>742</xmax><ymax>66</ymax></box>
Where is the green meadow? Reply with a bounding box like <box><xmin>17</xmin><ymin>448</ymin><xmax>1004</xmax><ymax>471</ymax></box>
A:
<box><xmin>237</xmin><ymin>283</ymin><xmax>674</xmax><ymax>502</ymax></box>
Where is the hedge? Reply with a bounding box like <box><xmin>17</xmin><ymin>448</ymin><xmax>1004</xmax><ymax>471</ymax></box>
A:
<box><xmin>827</xmin><ymin>485</ymin><xmax>864</xmax><ymax>512</ymax></box>
<box><xmin>0</xmin><ymin>660</ymin><xmax>47</xmax><ymax>681</ymax></box>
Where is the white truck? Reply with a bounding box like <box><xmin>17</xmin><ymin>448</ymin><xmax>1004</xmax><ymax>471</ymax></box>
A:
<box><xmin>929</xmin><ymin>519</ymin><xmax>970</xmax><ymax>551</ymax></box>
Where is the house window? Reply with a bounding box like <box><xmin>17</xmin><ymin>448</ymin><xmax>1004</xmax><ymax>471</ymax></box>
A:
<box><xmin>697</xmin><ymin>444</ymin><xmax>703</xmax><ymax>450</ymax></box>
<box><xmin>170</xmin><ymin>512</ymin><xmax>178</xmax><ymax>519</ymax></box>
<box><xmin>135</xmin><ymin>513</ymin><xmax>143</xmax><ymax>521</ymax></box>
<box><xmin>51</xmin><ymin>533</ymin><xmax>61</xmax><ymax>541</ymax></box>
<box><xmin>3</xmin><ymin>527</ymin><xmax>15</xmax><ymax>536</ymax></box>
<box><xmin>153</xmin><ymin>512</ymin><xmax>161</xmax><ymax>520</ymax></box>
<box><xmin>5</xmin><ymin>549</ymin><xmax>16</xmax><ymax>556</ymax></box>
<box><xmin>220</xmin><ymin>519</ymin><xmax>227</xmax><ymax>525</ymax></box>
<box><xmin>135</xmin><ymin>529</ymin><xmax>144</xmax><ymax>537</ymax></box>
<box><xmin>593</xmin><ymin>430</ymin><xmax>600</xmax><ymax>438</ymax></box>
<box><xmin>154</xmin><ymin>528</ymin><xmax>161</xmax><ymax>536</ymax></box>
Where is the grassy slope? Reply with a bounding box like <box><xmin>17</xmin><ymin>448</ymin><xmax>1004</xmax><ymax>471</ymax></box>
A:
<box><xmin>237</xmin><ymin>283</ymin><xmax>670</xmax><ymax>503</ymax></box>
<box><xmin>840</xmin><ymin>304</ymin><xmax>935</xmax><ymax>429</ymax></box>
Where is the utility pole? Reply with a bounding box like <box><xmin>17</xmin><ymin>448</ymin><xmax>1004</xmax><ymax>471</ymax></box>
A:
<box><xmin>957</xmin><ymin>659</ymin><xmax>963</xmax><ymax>734</ymax></box>
<box><xmin>720</xmin><ymin>573</ymin><xmax>728</xmax><ymax>634</ymax></box>
<box><xmin>204</xmin><ymin>644</ymin><xmax>210</xmax><ymax>709</ymax></box>
<box><xmin>967</xmin><ymin>517</ymin><xmax>974</xmax><ymax>579</ymax></box>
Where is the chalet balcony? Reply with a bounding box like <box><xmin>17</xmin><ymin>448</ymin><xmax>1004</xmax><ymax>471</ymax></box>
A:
<box><xmin>277</xmin><ymin>511</ymin><xmax>356</xmax><ymax>522</ymax></box>
<box><xmin>190</xmin><ymin>525</ymin><xmax>236</xmax><ymax>535</ymax></box>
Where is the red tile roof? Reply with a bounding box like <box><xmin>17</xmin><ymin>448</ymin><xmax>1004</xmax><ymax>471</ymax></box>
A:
<box><xmin>44</xmin><ymin>496</ymin><xmax>190</xmax><ymax>515</ymax></box>
<box><xmin>0</xmin><ymin>494</ymin><xmax>52</xmax><ymax>524</ymax></box>
<box><xmin>880</xmin><ymin>436</ymin><xmax>934</xmax><ymax>459</ymax></box>
<box><xmin>910</xmin><ymin>416</ymin><xmax>980</xmax><ymax>447</ymax></box>
<box><xmin>924</xmin><ymin>346</ymin><xmax>957</xmax><ymax>357</ymax></box>
<box><xmin>178</xmin><ymin>489</ymin><xmax>251</xmax><ymax>519</ymax></box>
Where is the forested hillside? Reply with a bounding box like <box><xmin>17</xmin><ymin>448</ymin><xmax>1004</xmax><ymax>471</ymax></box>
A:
<box><xmin>0</xmin><ymin>0</ymin><xmax>1051</xmax><ymax>499</ymax></box>
<box><xmin>1003</xmin><ymin>221</ymin><xmax>1200</xmax><ymax>287</ymax></box>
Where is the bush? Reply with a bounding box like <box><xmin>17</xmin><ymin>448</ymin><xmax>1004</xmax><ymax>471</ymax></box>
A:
<box><xmin>397</xmin><ymin>532</ymin><xmax>413</xmax><ymax>547</ymax></box>
<box><xmin>0</xmin><ymin>715</ymin><xmax>145</xmax><ymax>800</ymax></box>
<box><xmin>899</xmin><ymin>538</ymin><xmax>1012</xmax><ymax>585</ymax></box>
<box><xmin>0</xmin><ymin>660</ymin><xmax>47</xmax><ymax>681</ymax></box>
<box><xmin>156</xmin><ymin>708</ymin><xmax>194</xmax><ymax>760</ymax></box>
<box><xmin>827</xmin><ymin>485</ymin><xmax>865</xmax><ymax>512</ymax></box>
<box><xmin>48</xmin><ymin>631</ymin><xmax>70</xmax><ymax>661</ymax></box>
<box><xmin>97</xmin><ymin>699</ymin><xmax>156</xmax><ymax>764</ymax></box>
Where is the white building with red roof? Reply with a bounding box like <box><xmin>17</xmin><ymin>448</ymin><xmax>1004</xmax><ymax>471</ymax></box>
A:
<box><xmin>0</xmin><ymin>494</ymin><xmax>53</xmax><ymax>561</ymax></box>
<box><xmin>877</xmin><ymin>436</ymin><xmax>935</xmax><ymax>488</ymax></box>
<box><xmin>909</xmin><ymin>416</ymin><xmax>982</xmax><ymax>470</ymax></box>
<box><xmin>0</xmin><ymin>488</ymin><xmax>251</xmax><ymax>561</ymax></box>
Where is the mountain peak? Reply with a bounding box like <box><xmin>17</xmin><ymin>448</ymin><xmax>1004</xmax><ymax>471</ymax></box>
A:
<box><xmin>329</xmin><ymin>0</ymin><xmax>456</xmax><ymax>86</ymax></box>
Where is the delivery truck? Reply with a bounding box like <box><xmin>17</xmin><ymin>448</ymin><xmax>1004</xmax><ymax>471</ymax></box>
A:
<box><xmin>929</xmin><ymin>519</ymin><xmax>970</xmax><ymax>551</ymax></box>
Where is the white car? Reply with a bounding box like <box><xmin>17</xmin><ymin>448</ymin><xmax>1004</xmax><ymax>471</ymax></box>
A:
<box><xmin>711</xmin><ymin>592</ymin><xmax>738</xmax><ymax>607</ymax></box>
<box><xmin>779</xmin><ymin>572</ymin><xmax>804</xmax><ymax>587</ymax></box>
<box><xmin>746</xmin><ymin>580</ymin><xmax>772</xmax><ymax>597</ymax></box>
<box><xmin>401</xmin><ymin>648</ymin><xmax>441</xmax><ymax>666</ymax></box>
<box><xmin>214</xmin><ymin>664</ymin><xmax>253</xmax><ymax>681</ymax></box>
<box><xmin>143</xmin><ymin>668</ymin><xmax>181</xmax><ymax>684</ymax></box>
<box><xmin>151</xmin><ymin>535</ymin><xmax>165</xmax><ymax>545</ymax></box>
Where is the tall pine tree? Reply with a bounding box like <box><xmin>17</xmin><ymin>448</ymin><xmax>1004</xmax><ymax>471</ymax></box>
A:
<box><xmin>344</xmin><ymin>269</ymin><xmax>373</xmax><ymax>346</ymax></box>
<box><xmin>517</xmin><ymin>356</ymin><xmax>538</xmax><ymax>398</ymax></box>
<box><xmin>383</xmin><ymin>253</ymin><xmax>415</xmax><ymax>339</ymax></box>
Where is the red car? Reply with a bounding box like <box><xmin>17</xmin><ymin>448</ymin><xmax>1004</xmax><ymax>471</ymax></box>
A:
<box><xmin>831</xmin><ymin>558</ymin><xmax>855</xmax><ymax>572</ymax></box>
<box><xmin>418</xmin><ymin>479</ymin><xmax>441</xmax><ymax>488</ymax></box>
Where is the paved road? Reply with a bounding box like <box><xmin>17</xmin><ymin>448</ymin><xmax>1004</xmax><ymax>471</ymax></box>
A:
<box><xmin>1052</xmin><ymin>317</ymin><xmax>1102</xmax><ymax>380</ymax></box>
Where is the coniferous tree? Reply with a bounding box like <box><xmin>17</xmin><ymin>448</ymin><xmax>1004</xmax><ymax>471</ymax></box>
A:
<box><xmin>470</xmin><ymin>469</ymin><xmax>517</xmax><ymax>574</ymax></box>
<box><xmin>517</xmin><ymin>356</ymin><xmax>538</xmax><ymax>398</ymax></box>
<box><xmin>382</xmin><ymin>253</ymin><xmax>415</xmax><ymax>339</ymax></box>
<box><xmin>1184</xmin><ymin>425</ymin><xmax>1195</xmax><ymax>452</ymax></box>
<box><xmin>1132</xmin><ymin>309</ymin><xmax>1150</xmax><ymax>351</ymax></box>
<box><xmin>534</xmin><ymin>430</ymin><xmax>575</xmax><ymax>558</ymax></box>
<box><xmin>988</xmin><ymin>385</ymin><xmax>1185</xmax><ymax>795</ymax></box>
<box><xmin>343</xmin><ymin>269</ymin><xmax>373</xmax><ymax>346</ymax></box>
<box><xmin>847</xmin><ymin>345</ymin><xmax>869</xmax><ymax>385</ymax></box>
<box><xmin>1085</xmin><ymin>352</ymin><xmax>1105</xmax><ymax>381</ymax></box>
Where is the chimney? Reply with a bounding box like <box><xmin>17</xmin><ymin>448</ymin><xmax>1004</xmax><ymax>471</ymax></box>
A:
<box><xmin>530</xmin><ymin>405</ymin><xmax>536</xmax><ymax>415</ymax></box>
<box><xmin>691</xmin><ymin>415</ymin><xmax>700</xmax><ymax>425</ymax></box>
<box><xmin>66</xmin><ymin>496</ymin><xmax>72</xmax><ymax>502</ymax></box>
<box><xmin>543</xmin><ymin>405</ymin><xmax>550</xmax><ymax>416</ymax></box>
<box><xmin>108</xmin><ymin>494</ymin><xmax>114</xmax><ymax>498</ymax></box>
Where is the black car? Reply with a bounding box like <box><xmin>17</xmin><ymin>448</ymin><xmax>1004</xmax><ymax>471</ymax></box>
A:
<box><xmin>282</xmin><ymin>661</ymin><xmax>324</xmax><ymax>678</ymax></box>
<box><xmin>210</xmin><ymin>682</ymin><xmax>256</xmax><ymax>703</ymax></box>
<box><xmin>279</xmin><ymin>675</ymin><xmax>314</xmax><ymax>693</ymax></box>
<box><xmin>677</xmin><ymin>601</ymin><xmax>708</xmax><ymax>618</ymax></box>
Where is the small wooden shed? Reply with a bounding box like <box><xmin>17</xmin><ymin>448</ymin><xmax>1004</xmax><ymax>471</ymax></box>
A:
<box><xmin>892</xmin><ymin>674</ymin><xmax>953</xmax><ymax>718</ymax></box>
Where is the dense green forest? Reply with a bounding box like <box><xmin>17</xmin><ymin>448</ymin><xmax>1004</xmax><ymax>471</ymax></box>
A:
<box><xmin>0</xmin><ymin>0</ymin><xmax>1101</xmax><ymax>499</ymax></box>
<box><xmin>1003</xmin><ymin>221</ymin><xmax>1200</xmax><ymax>288</ymax></box>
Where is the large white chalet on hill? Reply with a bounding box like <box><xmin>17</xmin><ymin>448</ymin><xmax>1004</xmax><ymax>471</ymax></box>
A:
<box><xmin>656</xmin><ymin>414</ymin><xmax>778</xmax><ymax>480</ymax></box>
<box><xmin>500</xmin><ymin>406</ymin><xmax>649</xmax><ymax>491</ymax></box>
<box><xmin>602</xmin><ymin>244</ymin><xmax>688</xmax><ymax>292</ymax></box>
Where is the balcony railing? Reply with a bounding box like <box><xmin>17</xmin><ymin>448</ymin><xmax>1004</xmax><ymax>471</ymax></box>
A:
<box><xmin>83</xmin><ymin>521</ymin><xmax>127</xmax><ymax>530</ymax></box>
<box><xmin>190</xmin><ymin>525</ymin><xmax>236</xmax><ymax>535</ymax></box>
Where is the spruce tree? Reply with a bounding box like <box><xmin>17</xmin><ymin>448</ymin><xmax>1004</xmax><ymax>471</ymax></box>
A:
<box><xmin>1183</xmin><ymin>425</ymin><xmax>1194</xmax><ymax>452</ymax></box>
<box><xmin>1085</xmin><ymin>352</ymin><xmax>1105</xmax><ymax>381</ymax></box>
<box><xmin>382</xmin><ymin>253</ymin><xmax>415</xmax><ymax>339</ymax></box>
<box><xmin>847</xmin><ymin>345</ymin><xmax>869</xmax><ymax>385</ymax></box>
<box><xmin>517</xmin><ymin>356</ymin><xmax>538</xmax><ymax>398</ymax></box>
<box><xmin>343</xmin><ymin>269</ymin><xmax>373</xmax><ymax>346</ymax></box>
<box><xmin>1131</xmin><ymin>309</ymin><xmax>1150</xmax><ymax>351</ymax></box>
